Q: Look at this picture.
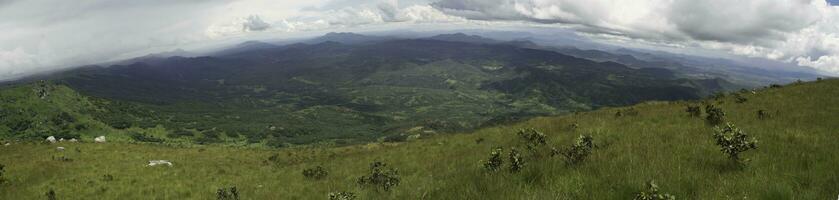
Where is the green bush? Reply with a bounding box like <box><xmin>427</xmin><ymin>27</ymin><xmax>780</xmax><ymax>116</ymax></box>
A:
<box><xmin>357</xmin><ymin>161</ymin><xmax>400</xmax><ymax>191</ymax></box>
<box><xmin>562</xmin><ymin>135</ymin><xmax>594</xmax><ymax>165</ymax></box>
<box><xmin>328</xmin><ymin>191</ymin><xmax>357</xmax><ymax>200</ymax></box>
<box><xmin>302</xmin><ymin>166</ymin><xmax>328</xmax><ymax>180</ymax></box>
<box><xmin>508</xmin><ymin>148</ymin><xmax>524</xmax><ymax>173</ymax></box>
<box><xmin>734</xmin><ymin>94</ymin><xmax>748</xmax><ymax>104</ymax></box>
<box><xmin>217</xmin><ymin>186</ymin><xmax>239</xmax><ymax>200</ymax></box>
<box><xmin>483</xmin><ymin>147</ymin><xmax>504</xmax><ymax>172</ymax></box>
<box><xmin>129</xmin><ymin>132</ymin><xmax>164</xmax><ymax>143</ymax></box>
<box><xmin>634</xmin><ymin>181</ymin><xmax>675</xmax><ymax>200</ymax></box>
<box><xmin>704</xmin><ymin>104</ymin><xmax>725</xmax><ymax>126</ymax></box>
<box><xmin>712</xmin><ymin>123</ymin><xmax>758</xmax><ymax>163</ymax></box>
<box><xmin>517</xmin><ymin>128</ymin><xmax>547</xmax><ymax>149</ymax></box>
<box><xmin>46</xmin><ymin>189</ymin><xmax>56</xmax><ymax>200</ymax></box>
<box><xmin>685</xmin><ymin>105</ymin><xmax>701</xmax><ymax>117</ymax></box>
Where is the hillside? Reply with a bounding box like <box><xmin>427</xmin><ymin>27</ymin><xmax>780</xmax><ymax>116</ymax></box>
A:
<box><xmin>28</xmin><ymin>36</ymin><xmax>734</xmax><ymax>146</ymax></box>
<box><xmin>1</xmin><ymin>79</ymin><xmax>836</xmax><ymax>199</ymax></box>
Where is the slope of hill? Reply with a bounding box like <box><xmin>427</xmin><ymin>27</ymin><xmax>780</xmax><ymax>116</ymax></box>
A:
<box><xmin>29</xmin><ymin>36</ymin><xmax>733</xmax><ymax>146</ymax></box>
<box><xmin>1</xmin><ymin>79</ymin><xmax>835</xmax><ymax>199</ymax></box>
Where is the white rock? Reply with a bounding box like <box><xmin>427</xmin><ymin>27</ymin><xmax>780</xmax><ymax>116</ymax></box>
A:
<box><xmin>56</xmin><ymin>147</ymin><xmax>65</xmax><ymax>151</ymax></box>
<box><xmin>148</xmin><ymin>160</ymin><xmax>173</xmax><ymax>167</ymax></box>
<box><xmin>59</xmin><ymin>138</ymin><xmax>65</xmax><ymax>142</ymax></box>
<box><xmin>46</xmin><ymin>136</ymin><xmax>57</xmax><ymax>143</ymax></box>
<box><xmin>69</xmin><ymin>138</ymin><xmax>78</xmax><ymax>142</ymax></box>
<box><xmin>94</xmin><ymin>136</ymin><xmax>107</xmax><ymax>143</ymax></box>
<box><xmin>4</xmin><ymin>143</ymin><xmax>10</xmax><ymax>146</ymax></box>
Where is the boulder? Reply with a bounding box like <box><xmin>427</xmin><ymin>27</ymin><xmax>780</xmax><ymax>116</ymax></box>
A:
<box><xmin>148</xmin><ymin>160</ymin><xmax>173</xmax><ymax>167</ymax></box>
<box><xmin>59</xmin><ymin>138</ymin><xmax>65</xmax><ymax>142</ymax></box>
<box><xmin>69</xmin><ymin>138</ymin><xmax>78</xmax><ymax>143</ymax></box>
<box><xmin>56</xmin><ymin>147</ymin><xmax>65</xmax><ymax>151</ymax></box>
<box><xmin>46</xmin><ymin>136</ymin><xmax>57</xmax><ymax>143</ymax></box>
<box><xmin>94</xmin><ymin>136</ymin><xmax>106</xmax><ymax>143</ymax></box>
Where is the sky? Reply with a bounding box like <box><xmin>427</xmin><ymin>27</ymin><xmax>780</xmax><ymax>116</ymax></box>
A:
<box><xmin>0</xmin><ymin>0</ymin><xmax>838</xmax><ymax>80</ymax></box>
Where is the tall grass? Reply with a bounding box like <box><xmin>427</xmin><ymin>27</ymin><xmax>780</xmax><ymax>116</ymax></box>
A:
<box><xmin>1</xmin><ymin>79</ymin><xmax>837</xmax><ymax>199</ymax></box>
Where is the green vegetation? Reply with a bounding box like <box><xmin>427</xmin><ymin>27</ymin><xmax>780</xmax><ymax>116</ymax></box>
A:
<box><xmin>37</xmin><ymin>39</ymin><xmax>732</xmax><ymax>146</ymax></box>
<box><xmin>634</xmin><ymin>181</ymin><xmax>676</xmax><ymax>200</ymax></box>
<box><xmin>302</xmin><ymin>166</ymin><xmax>329</xmax><ymax>180</ymax></box>
<box><xmin>0</xmin><ymin>79</ymin><xmax>837</xmax><ymax>199</ymax></box>
<box><xmin>712</xmin><ymin>123</ymin><xmax>758</xmax><ymax>164</ymax></box>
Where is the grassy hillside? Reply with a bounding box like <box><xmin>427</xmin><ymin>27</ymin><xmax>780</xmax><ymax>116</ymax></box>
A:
<box><xmin>1</xmin><ymin>79</ymin><xmax>837</xmax><ymax>199</ymax></box>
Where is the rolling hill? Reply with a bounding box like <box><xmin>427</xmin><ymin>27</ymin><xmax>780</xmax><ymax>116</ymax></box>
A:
<box><xmin>0</xmin><ymin>77</ymin><xmax>835</xmax><ymax>199</ymax></box>
<box><xmin>3</xmin><ymin>33</ymin><xmax>738</xmax><ymax>146</ymax></box>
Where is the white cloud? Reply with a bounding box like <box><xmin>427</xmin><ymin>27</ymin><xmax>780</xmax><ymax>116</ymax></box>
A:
<box><xmin>431</xmin><ymin>0</ymin><xmax>839</xmax><ymax>74</ymax></box>
<box><xmin>0</xmin><ymin>0</ymin><xmax>837</xmax><ymax>80</ymax></box>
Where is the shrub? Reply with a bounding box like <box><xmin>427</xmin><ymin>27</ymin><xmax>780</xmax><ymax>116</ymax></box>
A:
<box><xmin>167</xmin><ymin>129</ymin><xmax>194</xmax><ymax>138</ymax></box>
<box><xmin>357</xmin><ymin>161</ymin><xmax>400</xmax><ymax>191</ymax></box>
<box><xmin>328</xmin><ymin>191</ymin><xmax>357</xmax><ymax>200</ymax></box>
<box><xmin>685</xmin><ymin>105</ymin><xmax>701</xmax><ymax>117</ymax></box>
<box><xmin>817</xmin><ymin>77</ymin><xmax>823</xmax><ymax>82</ymax></box>
<box><xmin>46</xmin><ymin>189</ymin><xmax>57</xmax><ymax>200</ymax></box>
<box><xmin>757</xmin><ymin>110</ymin><xmax>771</xmax><ymax>120</ymax></box>
<box><xmin>568</xmin><ymin>123</ymin><xmax>579</xmax><ymax>131</ymax></box>
<box><xmin>712</xmin><ymin>123</ymin><xmax>758</xmax><ymax>163</ymax></box>
<box><xmin>0</xmin><ymin>163</ymin><xmax>5</xmax><ymax>184</ymax></box>
<box><xmin>734</xmin><ymin>94</ymin><xmax>748</xmax><ymax>104</ymax></box>
<box><xmin>302</xmin><ymin>166</ymin><xmax>329</xmax><ymax>180</ymax></box>
<box><xmin>217</xmin><ymin>187</ymin><xmax>239</xmax><ymax>200</ymax></box>
<box><xmin>102</xmin><ymin>174</ymin><xmax>114</xmax><ymax>182</ymax></box>
<box><xmin>634</xmin><ymin>181</ymin><xmax>676</xmax><ymax>200</ymax></box>
<box><xmin>562</xmin><ymin>135</ymin><xmax>594</xmax><ymax>165</ymax></box>
<box><xmin>704</xmin><ymin>104</ymin><xmax>725</xmax><ymax>126</ymax></box>
<box><xmin>508</xmin><ymin>148</ymin><xmax>524</xmax><ymax>173</ymax></box>
<box><xmin>770</xmin><ymin>84</ymin><xmax>783</xmax><ymax>88</ymax></box>
<box><xmin>129</xmin><ymin>132</ymin><xmax>164</xmax><ymax>143</ymax></box>
<box><xmin>517</xmin><ymin>128</ymin><xmax>547</xmax><ymax>149</ymax></box>
<box><xmin>483</xmin><ymin>147</ymin><xmax>504</xmax><ymax>172</ymax></box>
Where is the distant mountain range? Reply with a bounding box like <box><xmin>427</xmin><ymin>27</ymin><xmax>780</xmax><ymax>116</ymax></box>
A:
<box><xmin>2</xmin><ymin>32</ymin><xmax>792</xmax><ymax>145</ymax></box>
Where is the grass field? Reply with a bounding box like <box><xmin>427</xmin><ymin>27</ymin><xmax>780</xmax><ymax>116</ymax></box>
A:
<box><xmin>1</xmin><ymin>79</ymin><xmax>837</xmax><ymax>199</ymax></box>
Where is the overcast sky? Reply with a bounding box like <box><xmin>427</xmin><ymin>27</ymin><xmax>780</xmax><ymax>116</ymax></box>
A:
<box><xmin>1</xmin><ymin>0</ymin><xmax>838</xmax><ymax>80</ymax></box>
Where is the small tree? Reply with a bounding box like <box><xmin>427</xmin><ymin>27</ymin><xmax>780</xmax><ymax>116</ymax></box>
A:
<box><xmin>712</xmin><ymin>123</ymin><xmax>758</xmax><ymax>163</ymax></box>
<box><xmin>685</xmin><ymin>105</ymin><xmax>701</xmax><ymax>117</ymax></box>
<box><xmin>704</xmin><ymin>104</ymin><xmax>725</xmax><ymax>126</ymax></box>
<box><xmin>483</xmin><ymin>147</ymin><xmax>504</xmax><ymax>172</ymax></box>
<box><xmin>562</xmin><ymin>135</ymin><xmax>594</xmax><ymax>165</ymax></box>
<box><xmin>357</xmin><ymin>161</ymin><xmax>400</xmax><ymax>191</ymax></box>
<box><xmin>634</xmin><ymin>181</ymin><xmax>676</xmax><ymax>200</ymax></box>
<box><xmin>217</xmin><ymin>187</ymin><xmax>239</xmax><ymax>200</ymax></box>
<box><xmin>517</xmin><ymin>128</ymin><xmax>547</xmax><ymax>150</ymax></box>
<box><xmin>302</xmin><ymin>166</ymin><xmax>329</xmax><ymax>180</ymax></box>
<box><xmin>328</xmin><ymin>191</ymin><xmax>357</xmax><ymax>200</ymax></box>
<box><xmin>508</xmin><ymin>148</ymin><xmax>524</xmax><ymax>173</ymax></box>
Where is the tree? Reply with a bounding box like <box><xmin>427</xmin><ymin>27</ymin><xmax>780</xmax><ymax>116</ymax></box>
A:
<box><xmin>712</xmin><ymin>123</ymin><xmax>758</xmax><ymax>163</ymax></box>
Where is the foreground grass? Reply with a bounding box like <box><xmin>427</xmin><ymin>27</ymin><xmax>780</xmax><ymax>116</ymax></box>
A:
<box><xmin>1</xmin><ymin>79</ymin><xmax>838</xmax><ymax>199</ymax></box>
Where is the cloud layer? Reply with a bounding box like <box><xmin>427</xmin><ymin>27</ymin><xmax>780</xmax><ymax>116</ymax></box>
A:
<box><xmin>431</xmin><ymin>0</ymin><xmax>839</xmax><ymax>73</ymax></box>
<box><xmin>0</xmin><ymin>0</ymin><xmax>837</xmax><ymax>80</ymax></box>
